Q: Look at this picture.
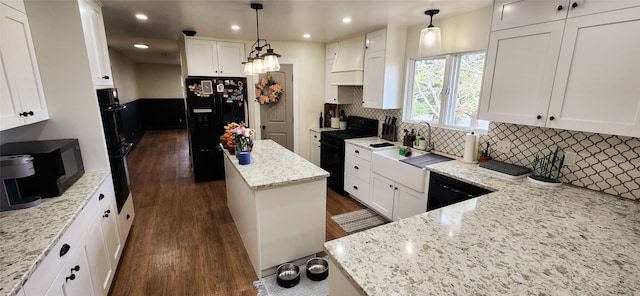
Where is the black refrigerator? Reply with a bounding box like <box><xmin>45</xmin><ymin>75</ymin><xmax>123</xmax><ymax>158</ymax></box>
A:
<box><xmin>96</xmin><ymin>88</ymin><xmax>132</xmax><ymax>213</ymax></box>
<box><xmin>185</xmin><ymin>76</ymin><xmax>248</xmax><ymax>182</ymax></box>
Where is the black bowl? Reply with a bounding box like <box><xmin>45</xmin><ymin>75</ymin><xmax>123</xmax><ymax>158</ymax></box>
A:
<box><xmin>305</xmin><ymin>257</ymin><xmax>329</xmax><ymax>281</ymax></box>
<box><xmin>276</xmin><ymin>263</ymin><xmax>300</xmax><ymax>288</ymax></box>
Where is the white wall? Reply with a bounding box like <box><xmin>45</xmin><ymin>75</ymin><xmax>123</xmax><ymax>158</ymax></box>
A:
<box><xmin>405</xmin><ymin>6</ymin><xmax>492</xmax><ymax>58</ymax></box>
<box><xmin>0</xmin><ymin>1</ymin><xmax>110</xmax><ymax>172</ymax></box>
<box><xmin>109</xmin><ymin>48</ymin><xmax>139</xmax><ymax>104</ymax></box>
<box><xmin>136</xmin><ymin>63</ymin><xmax>183</xmax><ymax>99</ymax></box>
<box><xmin>242</xmin><ymin>40</ymin><xmax>325</xmax><ymax>158</ymax></box>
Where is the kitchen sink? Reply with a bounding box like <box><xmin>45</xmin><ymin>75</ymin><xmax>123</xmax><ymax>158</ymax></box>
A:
<box><xmin>371</xmin><ymin>148</ymin><xmax>429</xmax><ymax>192</ymax></box>
<box><xmin>373</xmin><ymin>147</ymin><xmax>427</xmax><ymax>160</ymax></box>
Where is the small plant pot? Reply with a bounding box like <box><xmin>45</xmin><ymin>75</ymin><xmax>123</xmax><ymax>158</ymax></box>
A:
<box><xmin>228</xmin><ymin>144</ymin><xmax>236</xmax><ymax>155</ymax></box>
<box><xmin>479</xmin><ymin>156</ymin><xmax>492</xmax><ymax>162</ymax></box>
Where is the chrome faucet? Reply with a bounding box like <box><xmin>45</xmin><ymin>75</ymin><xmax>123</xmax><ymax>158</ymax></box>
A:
<box><xmin>417</xmin><ymin>122</ymin><xmax>434</xmax><ymax>152</ymax></box>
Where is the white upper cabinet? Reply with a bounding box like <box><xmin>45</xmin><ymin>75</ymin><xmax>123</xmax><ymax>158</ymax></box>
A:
<box><xmin>547</xmin><ymin>7</ymin><xmax>640</xmax><ymax>136</ymax></box>
<box><xmin>325</xmin><ymin>42</ymin><xmax>339</xmax><ymax>103</ymax></box>
<box><xmin>362</xmin><ymin>25</ymin><xmax>407</xmax><ymax>109</ymax></box>
<box><xmin>78</xmin><ymin>0</ymin><xmax>113</xmax><ymax>88</ymax></box>
<box><xmin>0</xmin><ymin>2</ymin><xmax>49</xmax><ymax>131</ymax></box>
<box><xmin>479</xmin><ymin>21</ymin><xmax>565</xmax><ymax>127</ymax></box>
<box><xmin>491</xmin><ymin>0</ymin><xmax>569</xmax><ymax>31</ymax></box>
<box><xmin>480</xmin><ymin>3</ymin><xmax>640</xmax><ymax>137</ymax></box>
<box><xmin>566</xmin><ymin>0</ymin><xmax>640</xmax><ymax>18</ymax></box>
<box><xmin>184</xmin><ymin>38</ymin><xmax>245</xmax><ymax>77</ymax></box>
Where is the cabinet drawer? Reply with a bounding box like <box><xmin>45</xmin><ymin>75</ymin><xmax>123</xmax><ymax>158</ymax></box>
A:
<box><xmin>345</xmin><ymin>143</ymin><xmax>371</xmax><ymax>161</ymax></box>
<box><xmin>344</xmin><ymin>172</ymin><xmax>370</xmax><ymax>203</ymax></box>
<box><xmin>344</xmin><ymin>155</ymin><xmax>370</xmax><ymax>182</ymax></box>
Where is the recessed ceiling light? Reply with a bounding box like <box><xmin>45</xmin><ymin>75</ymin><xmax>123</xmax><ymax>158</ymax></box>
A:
<box><xmin>231</xmin><ymin>25</ymin><xmax>240</xmax><ymax>30</ymax></box>
<box><xmin>303</xmin><ymin>34</ymin><xmax>311</xmax><ymax>39</ymax></box>
<box><xmin>342</xmin><ymin>17</ymin><xmax>352</xmax><ymax>23</ymax></box>
<box><xmin>134</xmin><ymin>43</ymin><xmax>149</xmax><ymax>49</ymax></box>
<box><xmin>135</xmin><ymin>14</ymin><xmax>148</xmax><ymax>21</ymax></box>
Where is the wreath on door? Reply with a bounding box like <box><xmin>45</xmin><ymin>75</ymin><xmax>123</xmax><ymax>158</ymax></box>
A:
<box><xmin>255</xmin><ymin>73</ymin><xmax>284</xmax><ymax>106</ymax></box>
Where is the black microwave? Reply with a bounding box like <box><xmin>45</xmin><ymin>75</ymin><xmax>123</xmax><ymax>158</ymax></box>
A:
<box><xmin>0</xmin><ymin>139</ymin><xmax>84</xmax><ymax>198</ymax></box>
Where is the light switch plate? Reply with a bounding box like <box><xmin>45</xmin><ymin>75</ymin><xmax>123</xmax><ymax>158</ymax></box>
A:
<box><xmin>495</xmin><ymin>140</ymin><xmax>511</xmax><ymax>153</ymax></box>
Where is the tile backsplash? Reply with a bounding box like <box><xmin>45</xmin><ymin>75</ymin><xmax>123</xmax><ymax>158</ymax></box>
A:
<box><xmin>340</xmin><ymin>88</ymin><xmax>639</xmax><ymax>200</ymax></box>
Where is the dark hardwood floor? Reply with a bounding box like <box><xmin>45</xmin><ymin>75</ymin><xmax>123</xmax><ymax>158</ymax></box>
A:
<box><xmin>108</xmin><ymin>129</ymin><xmax>364</xmax><ymax>296</ymax></box>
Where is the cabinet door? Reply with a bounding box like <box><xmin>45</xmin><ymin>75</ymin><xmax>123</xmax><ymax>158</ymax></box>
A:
<box><xmin>479</xmin><ymin>20</ymin><xmax>565</xmax><ymax>126</ymax></box>
<box><xmin>185</xmin><ymin>38</ymin><xmax>218</xmax><ymax>76</ymax></box>
<box><xmin>325</xmin><ymin>59</ymin><xmax>339</xmax><ymax>103</ymax></box>
<box><xmin>64</xmin><ymin>247</ymin><xmax>96</xmax><ymax>296</ymax></box>
<box><xmin>362</xmin><ymin>50</ymin><xmax>385</xmax><ymax>109</ymax></box>
<box><xmin>547</xmin><ymin>7</ymin><xmax>640</xmax><ymax>137</ymax></box>
<box><xmin>309</xmin><ymin>131</ymin><xmax>321</xmax><ymax>166</ymax></box>
<box><xmin>102</xmin><ymin>197</ymin><xmax>122</xmax><ymax>273</ymax></box>
<box><xmin>78</xmin><ymin>0</ymin><xmax>113</xmax><ymax>87</ymax></box>
<box><xmin>85</xmin><ymin>210</ymin><xmax>113</xmax><ymax>296</ymax></box>
<box><xmin>567</xmin><ymin>0</ymin><xmax>640</xmax><ymax>18</ymax></box>
<box><xmin>43</xmin><ymin>246</ymin><xmax>96</xmax><ymax>296</ymax></box>
<box><xmin>393</xmin><ymin>185</ymin><xmax>427</xmax><ymax>221</ymax></box>
<box><xmin>0</xmin><ymin>4</ymin><xmax>49</xmax><ymax>130</ymax></box>
<box><xmin>365</xmin><ymin>29</ymin><xmax>386</xmax><ymax>52</ymax></box>
<box><xmin>369</xmin><ymin>173</ymin><xmax>394</xmax><ymax>220</ymax></box>
<box><xmin>491</xmin><ymin>0</ymin><xmax>568</xmax><ymax>31</ymax></box>
<box><xmin>216</xmin><ymin>41</ymin><xmax>245</xmax><ymax>77</ymax></box>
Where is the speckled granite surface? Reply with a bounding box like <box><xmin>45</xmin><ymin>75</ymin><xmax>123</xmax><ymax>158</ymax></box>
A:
<box><xmin>309</xmin><ymin>127</ymin><xmax>341</xmax><ymax>133</ymax></box>
<box><xmin>324</xmin><ymin>161</ymin><xmax>640</xmax><ymax>295</ymax></box>
<box><xmin>0</xmin><ymin>171</ymin><xmax>110</xmax><ymax>296</ymax></box>
<box><xmin>223</xmin><ymin>139</ymin><xmax>328</xmax><ymax>190</ymax></box>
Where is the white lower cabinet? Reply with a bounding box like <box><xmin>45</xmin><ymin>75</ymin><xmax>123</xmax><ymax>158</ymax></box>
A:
<box><xmin>310</xmin><ymin>130</ymin><xmax>321</xmax><ymax>166</ymax></box>
<box><xmin>44</xmin><ymin>245</ymin><xmax>95</xmax><ymax>296</ymax></box>
<box><xmin>22</xmin><ymin>176</ymin><xmax>124</xmax><ymax>296</ymax></box>
<box><xmin>344</xmin><ymin>143</ymin><xmax>372</xmax><ymax>206</ymax></box>
<box><xmin>117</xmin><ymin>193</ymin><xmax>135</xmax><ymax>244</ymax></box>
<box><xmin>370</xmin><ymin>172</ymin><xmax>428</xmax><ymax>221</ymax></box>
<box><xmin>370</xmin><ymin>173</ymin><xmax>395</xmax><ymax>219</ymax></box>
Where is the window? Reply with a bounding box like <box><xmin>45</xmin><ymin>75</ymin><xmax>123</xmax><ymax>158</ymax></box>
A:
<box><xmin>406</xmin><ymin>51</ymin><xmax>489</xmax><ymax>130</ymax></box>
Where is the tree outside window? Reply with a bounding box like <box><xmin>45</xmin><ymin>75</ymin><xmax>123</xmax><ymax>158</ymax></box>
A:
<box><xmin>407</xmin><ymin>52</ymin><xmax>489</xmax><ymax>130</ymax></box>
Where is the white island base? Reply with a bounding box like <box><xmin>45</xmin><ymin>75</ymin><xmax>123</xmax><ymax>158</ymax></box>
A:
<box><xmin>223</xmin><ymin>140</ymin><xmax>328</xmax><ymax>277</ymax></box>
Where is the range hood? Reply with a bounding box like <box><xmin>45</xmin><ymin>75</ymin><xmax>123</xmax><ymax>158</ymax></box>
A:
<box><xmin>331</xmin><ymin>34</ymin><xmax>365</xmax><ymax>86</ymax></box>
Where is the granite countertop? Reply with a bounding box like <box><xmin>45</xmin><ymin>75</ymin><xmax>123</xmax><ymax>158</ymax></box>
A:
<box><xmin>309</xmin><ymin>127</ymin><xmax>341</xmax><ymax>133</ymax></box>
<box><xmin>324</xmin><ymin>160</ymin><xmax>640</xmax><ymax>295</ymax></box>
<box><xmin>223</xmin><ymin>139</ymin><xmax>329</xmax><ymax>190</ymax></box>
<box><xmin>0</xmin><ymin>171</ymin><xmax>110</xmax><ymax>296</ymax></box>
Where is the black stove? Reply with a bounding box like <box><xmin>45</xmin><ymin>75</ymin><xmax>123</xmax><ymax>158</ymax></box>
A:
<box><xmin>320</xmin><ymin>116</ymin><xmax>378</xmax><ymax>195</ymax></box>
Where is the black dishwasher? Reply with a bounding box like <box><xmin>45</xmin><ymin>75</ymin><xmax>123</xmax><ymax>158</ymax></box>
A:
<box><xmin>427</xmin><ymin>172</ymin><xmax>492</xmax><ymax>211</ymax></box>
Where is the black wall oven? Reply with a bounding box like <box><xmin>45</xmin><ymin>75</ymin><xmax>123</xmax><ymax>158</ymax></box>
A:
<box><xmin>97</xmin><ymin>88</ymin><xmax>132</xmax><ymax>213</ymax></box>
<box><xmin>320</xmin><ymin>116</ymin><xmax>378</xmax><ymax>195</ymax></box>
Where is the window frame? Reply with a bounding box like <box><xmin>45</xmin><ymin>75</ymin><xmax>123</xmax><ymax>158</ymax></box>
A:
<box><xmin>403</xmin><ymin>50</ymin><xmax>488</xmax><ymax>132</ymax></box>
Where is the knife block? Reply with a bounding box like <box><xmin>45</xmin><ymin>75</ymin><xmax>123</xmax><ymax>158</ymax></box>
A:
<box><xmin>381</xmin><ymin>124</ymin><xmax>396</xmax><ymax>141</ymax></box>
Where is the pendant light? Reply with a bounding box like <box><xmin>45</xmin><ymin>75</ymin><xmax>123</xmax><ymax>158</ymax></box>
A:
<box><xmin>243</xmin><ymin>3</ymin><xmax>281</xmax><ymax>75</ymax></box>
<box><xmin>418</xmin><ymin>9</ymin><xmax>442</xmax><ymax>57</ymax></box>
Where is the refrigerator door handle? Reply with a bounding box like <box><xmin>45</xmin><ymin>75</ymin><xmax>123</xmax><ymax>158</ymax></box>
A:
<box><xmin>193</xmin><ymin>108</ymin><xmax>213</xmax><ymax>113</ymax></box>
<box><xmin>106</xmin><ymin>105</ymin><xmax>126</xmax><ymax>112</ymax></box>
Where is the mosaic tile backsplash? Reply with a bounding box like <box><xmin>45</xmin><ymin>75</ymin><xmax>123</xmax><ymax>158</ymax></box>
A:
<box><xmin>339</xmin><ymin>88</ymin><xmax>639</xmax><ymax>200</ymax></box>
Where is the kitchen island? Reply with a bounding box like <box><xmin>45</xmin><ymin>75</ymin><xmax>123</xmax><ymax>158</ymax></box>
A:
<box><xmin>325</xmin><ymin>160</ymin><xmax>640</xmax><ymax>295</ymax></box>
<box><xmin>223</xmin><ymin>139</ymin><xmax>329</xmax><ymax>277</ymax></box>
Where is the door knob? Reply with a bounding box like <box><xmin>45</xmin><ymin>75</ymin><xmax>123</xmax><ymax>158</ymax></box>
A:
<box><xmin>102</xmin><ymin>75</ymin><xmax>110</xmax><ymax>79</ymax></box>
<box><xmin>549</xmin><ymin>116</ymin><xmax>555</xmax><ymax>121</ymax></box>
<box><xmin>557</xmin><ymin>5</ymin><xmax>564</xmax><ymax>10</ymax></box>
<box><xmin>536</xmin><ymin>115</ymin><xmax>542</xmax><ymax>120</ymax></box>
<box><xmin>571</xmin><ymin>2</ymin><xmax>578</xmax><ymax>8</ymax></box>
<box><xmin>261</xmin><ymin>125</ymin><xmax>266</xmax><ymax>130</ymax></box>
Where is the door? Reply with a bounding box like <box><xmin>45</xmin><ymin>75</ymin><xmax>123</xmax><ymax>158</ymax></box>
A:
<box><xmin>546</xmin><ymin>7</ymin><xmax>640</xmax><ymax>137</ymax></box>
<box><xmin>259</xmin><ymin>64</ymin><xmax>294</xmax><ymax>151</ymax></box>
<box><xmin>478</xmin><ymin>20</ymin><xmax>565</xmax><ymax>127</ymax></box>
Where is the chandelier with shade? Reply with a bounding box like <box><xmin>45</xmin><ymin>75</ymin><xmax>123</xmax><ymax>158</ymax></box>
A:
<box><xmin>243</xmin><ymin>3</ymin><xmax>281</xmax><ymax>75</ymax></box>
<box><xmin>418</xmin><ymin>9</ymin><xmax>442</xmax><ymax>57</ymax></box>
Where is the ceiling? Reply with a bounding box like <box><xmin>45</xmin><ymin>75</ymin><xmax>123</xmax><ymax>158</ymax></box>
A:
<box><xmin>101</xmin><ymin>0</ymin><xmax>492</xmax><ymax>65</ymax></box>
